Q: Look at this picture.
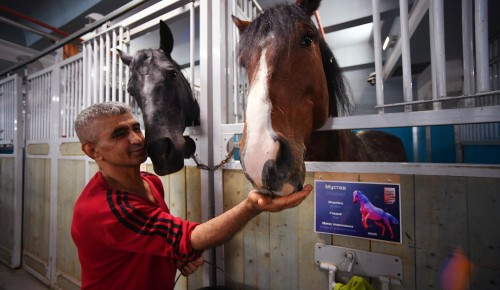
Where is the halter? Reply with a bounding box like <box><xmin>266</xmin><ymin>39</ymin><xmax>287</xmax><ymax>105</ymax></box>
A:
<box><xmin>314</xmin><ymin>10</ymin><xmax>326</xmax><ymax>40</ymax></box>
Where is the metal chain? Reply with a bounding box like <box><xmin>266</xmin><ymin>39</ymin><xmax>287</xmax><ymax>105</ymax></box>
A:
<box><xmin>190</xmin><ymin>147</ymin><xmax>236</xmax><ymax>171</ymax></box>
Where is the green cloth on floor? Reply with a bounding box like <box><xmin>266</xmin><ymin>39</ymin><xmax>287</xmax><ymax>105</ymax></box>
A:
<box><xmin>334</xmin><ymin>276</ymin><xmax>374</xmax><ymax>290</ymax></box>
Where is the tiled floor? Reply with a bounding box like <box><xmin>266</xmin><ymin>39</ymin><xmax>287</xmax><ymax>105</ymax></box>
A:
<box><xmin>0</xmin><ymin>262</ymin><xmax>49</xmax><ymax>290</ymax></box>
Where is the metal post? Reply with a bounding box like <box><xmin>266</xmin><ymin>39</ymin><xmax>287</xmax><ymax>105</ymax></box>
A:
<box><xmin>430</xmin><ymin>0</ymin><xmax>446</xmax><ymax>110</ymax></box>
<box><xmin>475</xmin><ymin>0</ymin><xmax>489</xmax><ymax>94</ymax></box>
<box><xmin>190</xmin><ymin>1</ymin><xmax>195</xmax><ymax>94</ymax></box>
<box><xmin>200</xmin><ymin>0</ymin><xmax>215</xmax><ymax>286</ymax></box>
<box><xmin>372</xmin><ymin>0</ymin><xmax>384</xmax><ymax>114</ymax></box>
<box><xmin>399</xmin><ymin>0</ymin><xmax>413</xmax><ymax>112</ymax></box>
<box><xmin>461</xmin><ymin>0</ymin><xmax>475</xmax><ymax>106</ymax></box>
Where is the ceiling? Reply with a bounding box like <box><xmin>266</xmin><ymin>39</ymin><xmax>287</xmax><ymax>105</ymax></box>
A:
<box><xmin>0</xmin><ymin>0</ymin><xmax>499</xmax><ymax>78</ymax></box>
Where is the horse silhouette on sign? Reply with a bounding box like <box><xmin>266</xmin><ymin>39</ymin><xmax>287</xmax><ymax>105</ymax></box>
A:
<box><xmin>352</xmin><ymin>190</ymin><xmax>399</xmax><ymax>239</ymax></box>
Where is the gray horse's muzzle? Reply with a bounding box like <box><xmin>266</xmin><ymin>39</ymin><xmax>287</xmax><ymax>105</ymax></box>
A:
<box><xmin>147</xmin><ymin>136</ymin><xmax>196</xmax><ymax>175</ymax></box>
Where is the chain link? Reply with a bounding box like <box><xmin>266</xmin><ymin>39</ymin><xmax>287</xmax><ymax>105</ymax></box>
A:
<box><xmin>190</xmin><ymin>147</ymin><xmax>236</xmax><ymax>171</ymax></box>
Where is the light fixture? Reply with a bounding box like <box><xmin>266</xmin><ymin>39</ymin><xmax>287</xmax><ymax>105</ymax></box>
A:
<box><xmin>383</xmin><ymin>35</ymin><xmax>399</xmax><ymax>51</ymax></box>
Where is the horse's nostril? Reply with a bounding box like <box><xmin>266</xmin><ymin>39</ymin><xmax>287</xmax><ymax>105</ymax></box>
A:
<box><xmin>183</xmin><ymin>136</ymin><xmax>196</xmax><ymax>158</ymax></box>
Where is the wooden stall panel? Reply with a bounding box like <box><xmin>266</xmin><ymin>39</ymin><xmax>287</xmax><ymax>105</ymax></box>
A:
<box><xmin>23</xmin><ymin>157</ymin><xmax>51</xmax><ymax>282</ymax></box>
<box><xmin>466</xmin><ymin>177</ymin><xmax>500</xmax><ymax>289</ymax></box>
<box><xmin>0</xmin><ymin>157</ymin><xmax>15</xmax><ymax>264</ymax></box>
<box><xmin>415</xmin><ymin>175</ymin><xmax>469</xmax><ymax>289</ymax></box>
<box><xmin>56</xmin><ymin>159</ymin><xmax>86</xmax><ymax>289</ymax></box>
<box><xmin>223</xmin><ymin>170</ymin><xmax>330</xmax><ymax>290</ymax></box>
<box><xmin>147</xmin><ymin>164</ymin><xmax>203</xmax><ymax>290</ymax></box>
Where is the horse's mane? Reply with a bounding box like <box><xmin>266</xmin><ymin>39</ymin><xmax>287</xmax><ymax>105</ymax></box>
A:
<box><xmin>237</xmin><ymin>3</ymin><xmax>351</xmax><ymax>117</ymax></box>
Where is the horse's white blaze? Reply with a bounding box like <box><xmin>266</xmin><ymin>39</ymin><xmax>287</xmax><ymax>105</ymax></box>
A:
<box><xmin>243</xmin><ymin>48</ymin><xmax>279</xmax><ymax>188</ymax></box>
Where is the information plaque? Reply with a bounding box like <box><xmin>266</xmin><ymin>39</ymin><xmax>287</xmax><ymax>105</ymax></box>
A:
<box><xmin>315</xmin><ymin>180</ymin><xmax>402</xmax><ymax>243</ymax></box>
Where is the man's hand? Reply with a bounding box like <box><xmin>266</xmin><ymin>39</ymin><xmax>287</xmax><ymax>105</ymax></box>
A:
<box><xmin>246</xmin><ymin>184</ymin><xmax>313</xmax><ymax>213</ymax></box>
<box><xmin>176</xmin><ymin>257</ymin><xmax>204</xmax><ymax>277</ymax></box>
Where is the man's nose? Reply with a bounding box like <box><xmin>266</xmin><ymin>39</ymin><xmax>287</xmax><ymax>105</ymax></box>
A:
<box><xmin>129</xmin><ymin>131</ymin><xmax>144</xmax><ymax>144</ymax></box>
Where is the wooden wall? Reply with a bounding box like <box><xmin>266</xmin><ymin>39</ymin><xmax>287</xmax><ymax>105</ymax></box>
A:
<box><xmin>222</xmin><ymin>169</ymin><xmax>500</xmax><ymax>290</ymax></box>
<box><xmin>0</xmin><ymin>157</ymin><xmax>15</xmax><ymax>264</ymax></box>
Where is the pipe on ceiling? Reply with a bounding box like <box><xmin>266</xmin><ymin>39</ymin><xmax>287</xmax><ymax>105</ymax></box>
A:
<box><xmin>0</xmin><ymin>4</ymin><xmax>70</xmax><ymax>37</ymax></box>
<box><xmin>0</xmin><ymin>15</ymin><xmax>61</xmax><ymax>41</ymax></box>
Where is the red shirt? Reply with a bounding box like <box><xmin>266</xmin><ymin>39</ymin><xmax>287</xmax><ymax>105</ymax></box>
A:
<box><xmin>71</xmin><ymin>171</ymin><xmax>200</xmax><ymax>290</ymax></box>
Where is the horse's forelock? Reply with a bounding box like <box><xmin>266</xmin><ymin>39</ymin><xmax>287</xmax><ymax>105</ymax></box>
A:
<box><xmin>238</xmin><ymin>4</ymin><xmax>311</xmax><ymax>67</ymax></box>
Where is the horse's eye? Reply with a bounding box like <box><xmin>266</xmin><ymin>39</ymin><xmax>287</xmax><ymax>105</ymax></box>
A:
<box><xmin>170</xmin><ymin>72</ymin><xmax>178</xmax><ymax>80</ymax></box>
<box><xmin>301</xmin><ymin>34</ymin><xmax>314</xmax><ymax>47</ymax></box>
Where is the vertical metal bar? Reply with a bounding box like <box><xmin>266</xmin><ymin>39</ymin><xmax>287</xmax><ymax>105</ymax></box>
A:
<box><xmin>475</xmin><ymin>0</ymin><xmax>489</xmax><ymax>93</ymax></box>
<box><xmin>232</xmin><ymin>0</ymin><xmax>239</xmax><ymax>122</ymax></box>
<box><xmin>125</xmin><ymin>29</ymin><xmax>131</xmax><ymax>105</ymax></box>
<box><xmin>461</xmin><ymin>0</ymin><xmax>475</xmax><ymax>107</ymax></box>
<box><xmin>372</xmin><ymin>0</ymin><xmax>384</xmax><ymax>114</ymax></box>
<box><xmin>119</xmin><ymin>27</ymin><xmax>124</xmax><ymax>103</ymax></box>
<box><xmin>93</xmin><ymin>38</ymin><xmax>98</xmax><ymax>105</ymax></box>
<box><xmin>190</xmin><ymin>1</ymin><xmax>195</xmax><ymax>94</ymax></box>
<box><xmin>430</xmin><ymin>0</ymin><xmax>446</xmax><ymax>110</ymax></box>
<box><xmin>82</xmin><ymin>43</ymin><xmax>87</xmax><ymax>108</ymax></box>
<box><xmin>112</xmin><ymin>29</ymin><xmax>117</xmax><ymax>102</ymax></box>
<box><xmin>399</xmin><ymin>0</ymin><xmax>413</xmax><ymax>112</ymax></box>
<box><xmin>106</xmin><ymin>31</ymin><xmax>111</xmax><ymax>102</ymax></box>
<box><xmin>12</xmin><ymin>75</ymin><xmax>23</xmax><ymax>268</ymax></box>
<box><xmin>99</xmin><ymin>35</ymin><xmax>105</xmax><ymax>103</ymax></box>
<box><xmin>48</xmin><ymin>64</ymin><xmax>60</xmax><ymax>287</ymax></box>
<box><xmin>200</xmin><ymin>0</ymin><xmax>215</xmax><ymax>285</ymax></box>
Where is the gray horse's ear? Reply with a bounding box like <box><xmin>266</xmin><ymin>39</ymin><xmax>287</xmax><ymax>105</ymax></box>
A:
<box><xmin>117</xmin><ymin>49</ymin><xmax>132</xmax><ymax>66</ymax></box>
<box><xmin>232</xmin><ymin>15</ymin><xmax>251</xmax><ymax>33</ymax></box>
<box><xmin>159</xmin><ymin>20</ymin><xmax>174</xmax><ymax>55</ymax></box>
<box><xmin>296</xmin><ymin>0</ymin><xmax>321</xmax><ymax>16</ymax></box>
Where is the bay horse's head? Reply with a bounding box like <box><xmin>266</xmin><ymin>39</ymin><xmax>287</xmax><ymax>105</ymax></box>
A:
<box><xmin>233</xmin><ymin>0</ymin><xmax>349</xmax><ymax>196</ymax></box>
<box><xmin>118</xmin><ymin>21</ymin><xmax>200</xmax><ymax>176</ymax></box>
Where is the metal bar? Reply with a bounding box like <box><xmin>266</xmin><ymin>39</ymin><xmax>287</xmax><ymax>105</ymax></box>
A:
<box><xmin>190</xmin><ymin>1</ymin><xmax>195</xmax><ymax>93</ymax></box>
<box><xmin>462</xmin><ymin>0</ymin><xmax>475</xmax><ymax>107</ymax></box>
<box><xmin>0</xmin><ymin>0</ymin><xmax>148</xmax><ymax>77</ymax></box>
<box><xmin>371</xmin><ymin>0</ymin><xmax>384</xmax><ymax>114</ymax></box>
<box><xmin>383</xmin><ymin>0</ymin><xmax>428</xmax><ymax>80</ymax></box>
<box><xmin>430</xmin><ymin>0</ymin><xmax>446</xmax><ymax>110</ymax></box>
<box><xmin>399</xmin><ymin>0</ymin><xmax>413</xmax><ymax>112</ymax></box>
<box><xmin>118</xmin><ymin>27</ymin><xmax>124</xmax><ymax>103</ymax></box>
<box><xmin>475</xmin><ymin>0</ymin><xmax>489</xmax><ymax>93</ymax></box>
<box><xmin>99</xmin><ymin>35</ymin><xmax>104</xmax><ymax>102</ymax></box>
<box><xmin>0</xmin><ymin>15</ymin><xmax>61</xmax><ymax>41</ymax></box>
<box><xmin>112</xmin><ymin>30</ymin><xmax>117</xmax><ymax>102</ymax></box>
<box><xmin>375</xmin><ymin>90</ymin><xmax>500</xmax><ymax>108</ymax></box>
<box><xmin>221</xmin><ymin>105</ymin><xmax>500</xmax><ymax>134</ymax></box>
<box><xmin>0</xmin><ymin>4</ymin><xmax>70</xmax><ymax>37</ymax></box>
<box><xmin>106</xmin><ymin>32</ymin><xmax>111</xmax><ymax>101</ymax></box>
<box><xmin>93</xmin><ymin>38</ymin><xmax>98</xmax><ymax>104</ymax></box>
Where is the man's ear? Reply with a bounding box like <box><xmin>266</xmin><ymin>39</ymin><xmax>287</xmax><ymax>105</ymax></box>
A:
<box><xmin>82</xmin><ymin>143</ymin><xmax>99</xmax><ymax>160</ymax></box>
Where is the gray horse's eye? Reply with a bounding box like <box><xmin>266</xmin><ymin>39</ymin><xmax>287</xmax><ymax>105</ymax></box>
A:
<box><xmin>170</xmin><ymin>72</ymin><xmax>178</xmax><ymax>80</ymax></box>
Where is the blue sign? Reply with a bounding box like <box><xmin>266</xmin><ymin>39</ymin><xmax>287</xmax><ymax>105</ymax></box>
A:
<box><xmin>315</xmin><ymin>180</ymin><xmax>402</xmax><ymax>243</ymax></box>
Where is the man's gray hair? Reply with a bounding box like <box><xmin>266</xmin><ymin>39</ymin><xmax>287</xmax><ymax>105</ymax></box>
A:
<box><xmin>75</xmin><ymin>101</ymin><xmax>132</xmax><ymax>143</ymax></box>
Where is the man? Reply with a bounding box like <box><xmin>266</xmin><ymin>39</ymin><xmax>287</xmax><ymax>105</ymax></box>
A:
<box><xmin>71</xmin><ymin>102</ymin><xmax>312</xmax><ymax>290</ymax></box>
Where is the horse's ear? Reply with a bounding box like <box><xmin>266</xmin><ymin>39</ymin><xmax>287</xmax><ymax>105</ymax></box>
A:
<box><xmin>117</xmin><ymin>49</ymin><xmax>132</xmax><ymax>66</ymax></box>
<box><xmin>159</xmin><ymin>20</ymin><xmax>174</xmax><ymax>55</ymax></box>
<box><xmin>232</xmin><ymin>15</ymin><xmax>251</xmax><ymax>33</ymax></box>
<box><xmin>296</xmin><ymin>0</ymin><xmax>321</xmax><ymax>16</ymax></box>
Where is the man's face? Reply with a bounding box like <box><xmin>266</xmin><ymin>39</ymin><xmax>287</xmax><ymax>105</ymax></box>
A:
<box><xmin>91</xmin><ymin>113</ymin><xmax>147</xmax><ymax>167</ymax></box>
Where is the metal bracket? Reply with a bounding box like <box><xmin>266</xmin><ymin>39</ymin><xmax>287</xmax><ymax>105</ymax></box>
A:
<box><xmin>315</xmin><ymin>243</ymin><xmax>403</xmax><ymax>281</ymax></box>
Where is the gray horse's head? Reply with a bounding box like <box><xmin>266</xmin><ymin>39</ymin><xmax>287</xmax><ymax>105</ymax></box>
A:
<box><xmin>118</xmin><ymin>21</ymin><xmax>200</xmax><ymax>175</ymax></box>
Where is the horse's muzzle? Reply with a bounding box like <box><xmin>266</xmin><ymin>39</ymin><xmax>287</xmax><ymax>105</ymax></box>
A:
<box><xmin>242</xmin><ymin>137</ymin><xmax>305</xmax><ymax>196</ymax></box>
<box><xmin>147</xmin><ymin>136</ymin><xmax>194</xmax><ymax>175</ymax></box>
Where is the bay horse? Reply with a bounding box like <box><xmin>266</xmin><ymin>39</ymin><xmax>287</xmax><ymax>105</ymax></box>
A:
<box><xmin>352</xmin><ymin>190</ymin><xmax>399</xmax><ymax>239</ymax></box>
<box><xmin>118</xmin><ymin>21</ymin><xmax>200</xmax><ymax>175</ymax></box>
<box><xmin>233</xmin><ymin>0</ymin><xmax>406</xmax><ymax>196</ymax></box>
